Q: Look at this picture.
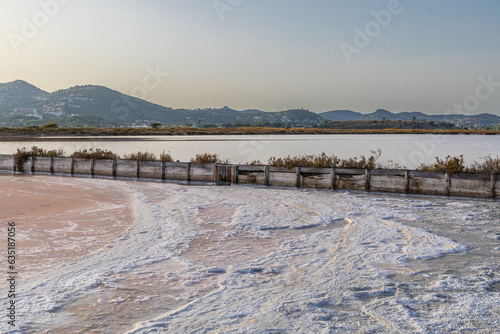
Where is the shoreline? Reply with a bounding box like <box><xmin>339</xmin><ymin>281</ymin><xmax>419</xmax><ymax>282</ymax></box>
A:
<box><xmin>0</xmin><ymin>127</ymin><xmax>499</xmax><ymax>138</ymax></box>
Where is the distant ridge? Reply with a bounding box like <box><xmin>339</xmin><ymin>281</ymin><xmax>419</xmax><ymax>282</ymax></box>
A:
<box><xmin>0</xmin><ymin>80</ymin><xmax>499</xmax><ymax>128</ymax></box>
<box><xmin>320</xmin><ymin>109</ymin><xmax>500</xmax><ymax>128</ymax></box>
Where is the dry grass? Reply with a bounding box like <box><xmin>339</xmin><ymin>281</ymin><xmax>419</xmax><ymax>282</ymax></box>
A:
<box><xmin>190</xmin><ymin>153</ymin><xmax>229</xmax><ymax>165</ymax></box>
<box><xmin>70</xmin><ymin>148</ymin><xmax>119</xmax><ymax>160</ymax></box>
<box><xmin>160</xmin><ymin>151</ymin><xmax>174</xmax><ymax>162</ymax></box>
<box><xmin>123</xmin><ymin>151</ymin><xmax>157</xmax><ymax>161</ymax></box>
<box><xmin>466</xmin><ymin>155</ymin><xmax>500</xmax><ymax>175</ymax></box>
<box><xmin>418</xmin><ymin>155</ymin><xmax>465</xmax><ymax>176</ymax></box>
<box><xmin>14</xmin><ymin>146</ymin><xmax>65</xmax><ymax>172</ymax></box>
<box><xmin>268</xmin><ymin>150</ymin><xmax>382</xmax><ymax>170</ymax></box>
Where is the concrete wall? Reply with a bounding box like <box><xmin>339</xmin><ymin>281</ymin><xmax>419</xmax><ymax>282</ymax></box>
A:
<box><xmin>73</xmin><ymin>159</ymin><xmax>91</xmax><ymax>175</ymax></box>
<box><xmin>0</xmin><ymin>154</ymin><xmax>14</xmax><ymax>171</ymax></box>
<box><xmin>0</xmin><ymin>154</ymin><xmax>497</xmax><ymax>199</ymax></box>
<box><xmin>139</xmin><ymin>161</ymin><xmax>163</xmax><ymax>179</ymax></box>
<box><xmin>190</xmin><ymin>164</ymin><xmax>214</xmax><ymax>183</ymax></box>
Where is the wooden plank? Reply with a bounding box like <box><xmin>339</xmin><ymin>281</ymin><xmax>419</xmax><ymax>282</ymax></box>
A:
<box><xmin>299</xmin><ymin>167</ymin><xmax>332</xmax><ymax>174</ymax></box>
<box><xmin>410</xmin><ymin>171</ymin><xmax>444</xmax><ymax>179</ymax></box>
<box><xmin>370</xmin><ymin>170</ymin><xmax>406</xmax><ymax>176</ymax></box>
<box><xmin>237</xmin><ymin>165</ymin><xmax>266</xmax><ymax>172</ymax></box>
<box><xmin>334</xmin><ymin>168</ymin><xmax>365</xmax><ymax>175</ymax></box>
<box><xmin>268</xmin><ymin>166</ymin><xmax>298</xmax><ymax>173</ymax></box>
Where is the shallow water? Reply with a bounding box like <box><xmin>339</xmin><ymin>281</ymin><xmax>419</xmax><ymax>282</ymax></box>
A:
<box><xmin>1</xmin><ymin>134</ymin><xmax>499</xmax><ymax>168</ymax></box>
<box><xmin>0</xmin><ymin>176</ymin><xmax>498</xmax><ymax>333</ymax></box>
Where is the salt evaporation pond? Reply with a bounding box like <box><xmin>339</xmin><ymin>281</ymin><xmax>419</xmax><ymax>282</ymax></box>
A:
<box><xmin>0</xmin><ymin>175</ymin><xmax>499</xmax><ymax>333</ymax></box>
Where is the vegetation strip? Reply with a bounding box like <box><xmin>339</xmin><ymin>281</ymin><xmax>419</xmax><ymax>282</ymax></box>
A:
<box><xmin>0</xmin><ymin>126</ymin><xmax>499</xmax><ymax>137</ymax></box>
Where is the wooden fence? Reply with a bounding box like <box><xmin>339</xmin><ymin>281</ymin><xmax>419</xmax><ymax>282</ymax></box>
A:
<box><xmin>0</xmin><ymin>154</ymin><xmax>498</xmax><ymax>199</ymax></box>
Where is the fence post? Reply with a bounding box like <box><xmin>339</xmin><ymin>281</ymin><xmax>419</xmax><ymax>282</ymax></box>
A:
<box><xmin>31</xmin><ymin>156</ymin><xmax>35</xmax><ymax>173</ymax></box>
<box><xmin>212</xmin><ymin>165</ymin><xmax>217</xmax><ymax>184</ymax></box>
<box><xmin>71</xmin><ymin>158</ymin><xmax>75</xmax><ymax>176</ymax></box>
<box><xmin>492</xmin><ymin>173</ymin><xmax>497</xmax><ymax>199</ymax></box>
<box><xmin>112</xmin><ymin>160</ymin><xmax>117</xmax><ymax>178</ymax></box>
<box><xmin>161</xmin><ymin>162</ymin><xmax>166</xmax><ymax>180</ymax></box>
<box><xmin>264</xmin><ymin>166</ymin><xmax>270</xmax><ymax>186</ymax></box>
<box><xmin>186</xmin><ymin>163</ymin><xmax>192</xmax><ymax>183</ymax></box>
<box><xmin>330</xmin><ymin>168</ymin><xmax>337</xmax><ymax>190</ymax></box>
<box><xmin>445</xmin><ymin>172</ymin><xmax>450</xmax><ymax>197</ymax></box>
<box><xmin>296</xmin><ymin>167</ymin><xmax>301</xmax><ymax>188</ymax></box>
<box><xmin>232</xmin><ymin>165</ymin><xmax>238</xmax><ymax>184</ymax></box>
<box><xmin>12</xmin><ymin>154</ymin><xmax>16</xmax><ymax>173</ymax></box>
<box><xmin>404</xmin><ymin>170</ymin><xmax>410</xmax><ymax>194</ymax></box>
<box><xmin>50</xmin><ymin>157</ymin><xmax>54</xmax><ymax>174</ymax></box>
<box><xmin>365</xmin><ymin>169</ymin><xmax>371</xmax><ymax>192</ymax></box>
<box><xmin>91</xmin><ymin>159</ymin><xmax>95</xmax><ymax>177</ymax></box>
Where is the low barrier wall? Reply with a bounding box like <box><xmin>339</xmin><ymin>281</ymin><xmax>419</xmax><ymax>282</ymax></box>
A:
<box><xmin>0</xmin><ymin>154</ymin><xmax>497</xmax><ymax>199</ymax></box>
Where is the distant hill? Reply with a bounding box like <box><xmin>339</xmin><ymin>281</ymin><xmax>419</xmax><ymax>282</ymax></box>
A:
<box><xmin>319</xmin><ymin>120</ymin><xmax>456</xmax><ymax>130</ymax></box>
<box><xmin>0</xmin><ymin>81</ymin><xmax>323</xmax><ymax>127</ymax></box>
<box><xmin>0</xmin><ymin>80</ymin><xmax>498</xmax><ymax>128</ymax></box>
<box><xmin>320</xmin><ymin>108</ymin><xmax>500</xmax><ymax>128</ymax></box>
<box><xmin>319</xmin><ymin>110</ymin><xmax>363</xmax><ymax>121</ymax></box>
<box><xmin>0</xmin><ymin>80</ymin><xmax>49</xmax><ymax>112</ymax></box>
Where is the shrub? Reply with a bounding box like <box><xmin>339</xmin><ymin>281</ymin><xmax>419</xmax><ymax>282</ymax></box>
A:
<box><xmin>41</xmin><ymin>122</ymin><xmax>58</xmax><ymax>129</ymax></box>
<box><xmin>14</xmin><ymin>146</ymin><xmax>64</xmax><ymax>171</ymax></box>
<box><xmin>70</xmin><ymin>148</ymin><xmax>118</xmax><ymax>160</ymax></box>
<box><xmin>338</xmin><ymin>149</ymin><xmax>382</xmax><ymax>170</ymax></box>
<box><xmin>14</xmin><ymin>148</ymin><xmax>30</xmax><ymax>172</ymax></box>
<box><xmin>247</xmin><ymin>160</ymin><xmax>263</xmax><ymax>166</ymax></box>
<box><xmin>190</xmin><ymin>153</ymin><xmax>229</xmax><ymax>165</ymax></box>
<box><xmin>160</xmin><ymin>151</ymin><xmax>174</xmax><ymax>162</ymax></box>
<box><xmin>418</xmin><ymin>155</ymin><xmax>465</xmax><ymax>176</ymax></box>
<box><xmin>466</xmin><ymin>155</ymin><xmax>500</xmax><ymax>175</ymax></box>
<box><xmin>124</xmin><ymin>151</ymin><xmax>157</xmax><ymax>161</ymax></box>
<box><xmin>268</xmin><ymin>153</ymin><xmax>340</xmax><ymax>169</ymax></box>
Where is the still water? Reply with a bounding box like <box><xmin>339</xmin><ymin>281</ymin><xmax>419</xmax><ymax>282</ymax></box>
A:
<box><xmin>0</xmin><ymin>134</ymin><xmax>498</xmax><ymax>169</ymax></box>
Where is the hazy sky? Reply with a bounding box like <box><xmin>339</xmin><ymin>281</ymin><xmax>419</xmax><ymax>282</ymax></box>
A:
<box><xmin>1</xmin><ymin>0</ymin><xmax>500</xmax><ymax>115</ymax></box>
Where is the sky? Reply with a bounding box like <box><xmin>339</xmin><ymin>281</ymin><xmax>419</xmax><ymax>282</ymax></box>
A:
<box><xmin>1</xmin><ymin>0</ymin><xmax>500</xmax><ymax>115</ymax></box>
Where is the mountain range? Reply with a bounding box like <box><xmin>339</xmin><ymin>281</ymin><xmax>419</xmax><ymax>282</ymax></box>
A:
<box><xmin>319</xmin><ymin>109</ymin><xmax>500</xmax><ymax>128</ymax></box>
<box><xmin>1</xmin><ymin>80</ymin><xmax>499</xmax><ymax>128</ymax></box>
